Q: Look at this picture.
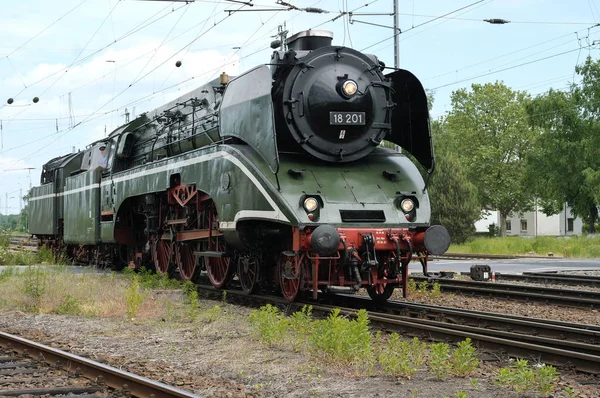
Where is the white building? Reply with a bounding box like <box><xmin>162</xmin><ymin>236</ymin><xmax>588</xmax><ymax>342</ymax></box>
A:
<box><xmin>475</xmin><ymin>204</ymin><xmax>583</xmax><ymax>236</ymax></box>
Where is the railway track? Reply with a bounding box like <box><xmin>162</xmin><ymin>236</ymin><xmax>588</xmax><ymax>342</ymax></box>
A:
<box><xmin>197</xmin><ymin>284</ymin><xmax>600</xmax><ymax>374</ymax></box>
<box><xmin>495</xmin><ymin>271</ymin><xmax>600</xmax><ymax>289</ymax></box>
<box><xmin>325</xmin><ymin>295</ymin><xmax>600</xmax><ymax>374</ymax></box>
<box><xmin>0</xmin><ymin>331</ymin><xmax>200</xmax><ymax>397</ymax></box>
<box><xmin>410</xmin><ymin>276</ymin><xmax>600</xmax><ymax>309</ymax></box>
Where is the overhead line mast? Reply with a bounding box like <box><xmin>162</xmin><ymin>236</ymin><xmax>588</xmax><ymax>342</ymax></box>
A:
<box><xmin>393</xmin><ymin>0</ymin><xmax>399</xmax><ymax>68</ymax></box>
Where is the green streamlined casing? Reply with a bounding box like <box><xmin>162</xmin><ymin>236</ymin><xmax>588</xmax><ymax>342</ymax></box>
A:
<box><xmin>29</xmin><ymin>183</ymin><xmax>56</xmax><ymax>235</ymax></box>
<box><xmin>97</xmin><ymin>145</ymin><xmax>292</xmax><ymax>242</ymax></box>
<box><xmin>64</xmin><ymin>169</ymin><xmax>101</xmax><ymax>244</ymax></box>
<box><xmin>247</xmin><ymin>146</ymin><xmax>431</xmax><ymax>228</ymax></box>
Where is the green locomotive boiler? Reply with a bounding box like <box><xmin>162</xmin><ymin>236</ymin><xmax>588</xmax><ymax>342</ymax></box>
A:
<box><xmin>29</xmin><ymin>30</ymin><xmax>450</xmax><ymax>302</ymax></box>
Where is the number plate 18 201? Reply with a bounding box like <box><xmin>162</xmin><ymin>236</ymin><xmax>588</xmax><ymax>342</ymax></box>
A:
<box><xmin>329</xmin><ymin>111</ymin><xmax>366</xmax><ymax>125</ymax></box>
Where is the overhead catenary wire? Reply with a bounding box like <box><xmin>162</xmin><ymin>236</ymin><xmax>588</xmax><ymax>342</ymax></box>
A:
<box><xmin>367</xmin><ymin>0</ymin><xmax>493</xmax><ymax>54</ymax></box>
<box><xmin>423</xmin><ymin>24</ymin><xmax>600</xmax><ymax>82</ymax></box>
<box><xmin>37</xmin><ymin>0</ymin><xmax>122</xmax><ymax>100</ymax></box>
<box><xmin>1</xmin><ymin>0</ymin><xmax>91</xmax><ymax>59</ymax></box>
<box><xmin>430</xmin><ymin>45</ymin><xmax>593</xmax><ymax>90</ymax></box>
<box><xmin>360</xmin><ymin>0</ymin><xmax>487</xmax><ymax>52</ymax></box>
<box><xmin>0</xmin><ymin>0</ymin><xmax>186</xmax><ymax>111</ymax></box>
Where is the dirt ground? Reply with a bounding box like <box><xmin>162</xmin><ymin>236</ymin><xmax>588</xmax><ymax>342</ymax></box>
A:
<box><xmin>1</xmin><ymin>292</ymin><xmax>599</xmax><ymax>398</ymax></box>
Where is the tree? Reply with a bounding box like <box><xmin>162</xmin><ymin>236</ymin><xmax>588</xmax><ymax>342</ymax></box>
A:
<box><xmin>444</xmin><ymin>82</ymin><xmax>535</xmax><ymax>236</ymax></box>
<box><xmin>525</xmin><ymin>57</ymin><xmax>600</xmax><ymax>233</ymax></box>
<box><xmin>428</xmin><ymin>119</ymin><xmax>481</xmax><ymax>243</ymax></box>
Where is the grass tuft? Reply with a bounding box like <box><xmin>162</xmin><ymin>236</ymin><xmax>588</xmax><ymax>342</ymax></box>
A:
<box><xmin>450</xmin><ymin>236</ymin><xmax>600</xmax><ymax>258</ymax></box>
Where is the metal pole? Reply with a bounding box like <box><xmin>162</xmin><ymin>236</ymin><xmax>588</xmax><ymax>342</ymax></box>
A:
<box><xmin>393</xmin><ymin>0</ymin><xmax>399</xmax><ymax>68</ymax></box>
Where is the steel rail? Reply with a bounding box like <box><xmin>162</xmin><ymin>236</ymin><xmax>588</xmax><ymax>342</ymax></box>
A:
<box><xmin>326</xmin><ymin>294</ymin><xmax>600</xmax><ymax>348</ymax></box>
<box><xmin>382</xmin><ymin>300</ymin><xmax>600</xmax><ymax>333</ymax></box>
<box><xmin>0</xmin><ymin>331</ymin><xmax>202</xmax><ymax>398</ymax></box>
<box><xmin>410</xmin><ymin>276</ymin><xmax>600</xmax><ymax>308</ymax></box>
<box><xmin>304</xmin><ymin>300</ymin><xmax>600</xmax><ymax>374</ymax></box>
<box><xmin>492</xmin><ymin>272</ymin><xmax>600</xmax><ymax>288</ymax></box>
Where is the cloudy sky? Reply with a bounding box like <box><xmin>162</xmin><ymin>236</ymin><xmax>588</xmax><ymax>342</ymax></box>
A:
<box><xmin>0</xmin><ymin>0</ymin><xmax>598</xmax><ymax>214</ymax></box>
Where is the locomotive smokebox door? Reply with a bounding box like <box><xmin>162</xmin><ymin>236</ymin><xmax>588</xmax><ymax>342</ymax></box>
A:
<box><xmin>470</xmin><ymin>264</ymin><xmax>491</xmax><ymax>281</ymax></box>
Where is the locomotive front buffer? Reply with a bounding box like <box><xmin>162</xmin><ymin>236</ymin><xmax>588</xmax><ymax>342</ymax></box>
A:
<box><xmin>291</xmin><ymin>224</ymin><xmax>451</xmax><ymax>301</ymax></box>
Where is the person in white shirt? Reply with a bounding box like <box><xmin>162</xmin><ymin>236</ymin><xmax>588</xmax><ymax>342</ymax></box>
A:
<box><xmin>97</xmin><ymin>144</ymin><xmax>108</xmax><ymax>169</ymax></box>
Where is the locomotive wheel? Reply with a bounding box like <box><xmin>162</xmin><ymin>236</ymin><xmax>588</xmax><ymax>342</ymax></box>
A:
<box><xmin>175</xmin><ymin>242</ymin><xmax>199</xmax><ymax>282</ymax></box>
<box><xmin>278</xmin><ymin>252</ymin><xmax>302</xmax><ymax>302</ymax></box>
<box><xmin>151</xmin><ymin>237</ymin><xmax>173</xmax><ymax>276</ymax></box>
<box><xmin>238</xmin><ymin>256</ymin><xmax>259</xmax><ymax>294</ymax></box>
<box><xmin>206</xmin><ymin>239</ymin><xmax>234</xmax><ymax>289</ymax></box>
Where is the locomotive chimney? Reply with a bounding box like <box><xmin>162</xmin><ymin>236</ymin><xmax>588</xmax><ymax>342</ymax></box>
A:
<box><xmin>286</xmin><ymin>30</ymin><xmax>333</xmax><ymax>51</ymax></box>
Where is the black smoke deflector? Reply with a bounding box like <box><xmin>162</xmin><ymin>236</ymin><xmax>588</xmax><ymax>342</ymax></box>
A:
<box><xmin>386</xmin><ymin>69</ymin><xmax>434</xmax><ymax>172</ymax></box>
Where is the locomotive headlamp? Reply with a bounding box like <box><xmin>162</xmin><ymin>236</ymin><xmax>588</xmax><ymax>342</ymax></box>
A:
<box><xmin>400</xmin><ymin>198</ymin><xmax>414</xmax><ymax>213</ymax></box>
<box><xmin>341</xmin><ymin>80</ymin><xmax>358</xmax><ymax>97</ymax></box>
<box><xmin>303</xmin><ymin>197</ymin><xmax>319</xmax><ymax>212</ymax></box>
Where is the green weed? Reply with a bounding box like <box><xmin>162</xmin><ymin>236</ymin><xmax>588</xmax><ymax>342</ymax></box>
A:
<box><xmin>428</xmin><ymin>342</ymin><xmax>452</xmax><ymax>379</ymax></box>
<box><xmin>451</xmin><ymin>338</ymin><xmax>479</xmax><ymax>377</ymax></box>
<box><xmin>53</xmin><ymin>294</ymin><xmax>81</xmax><ymax>315</ymax></box>
<box><xmin>287</xmin><ymin>305</ymin><xmax>313</xmax><ymax>351</ymax></box>
<box><xmin>124</xmin><ymin>275</ymin><xmax>144</xmax><ymax>319</ymax></box>
<box><xmin>378</xmin><ymin>335</ymin><xmax>427</xmax><ymax>379</ymax></box>
<box><xmin>204</xmin><ymin>305</ymin><xmax>222</xmax><ymax>323</ymax></box>
<box><xmin>407</xmin><ymin>278</ymin><xmax>418</xmax><ymax>295</ymax></box>
<box><xmin>417</xmin><ymin>280</ymin><xmax>429</xmax><ymax>294</ymax></box>
<box><xmin>309</xmin><ymin>308</ymin><xmax>372</xmax><ymax>364</ymax></box>
<box><xmin>182</xmin><ymin>282</ymin><xmax>200</xmax><ymax>321</ymax></box>
<box><xmin>23</xmin><ymin>266</ymin><xmax>47</xmax><ymax>311</ymax></box>
<box><xmin>249</xmin><ymin>304</ymin><xmax>287</xmax><ymax>346</ymax></box>
<box><xmin>495</xmin><ymin>359</ymin><xmax>559</xmax><ymax>395</ymax></box>
<box><xmin>430</xmin><ymin>281</ymin><xmax>442</xmax><ymax>298</ymax></box>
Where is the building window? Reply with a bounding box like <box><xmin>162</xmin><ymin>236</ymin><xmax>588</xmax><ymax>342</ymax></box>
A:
<box><xmin>520</xmin><ymin>219</ymin><xmax>528</xmax><ymax>232</ymax></box>
<box><xmin>567</xmin><ymin>218</ymin><xmax>574</xmax><ymax>232</ymax></box>
<box><xmin>505</xmin><ymin>220</ymin><xmax>512</xmax><ymax>231</ymax></box>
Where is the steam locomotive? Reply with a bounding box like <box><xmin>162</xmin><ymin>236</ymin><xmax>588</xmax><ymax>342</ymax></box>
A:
<box><xmin>29</xmin><ymin>30</ymin><xmax>450</xmax><ymax>302</ymax></box>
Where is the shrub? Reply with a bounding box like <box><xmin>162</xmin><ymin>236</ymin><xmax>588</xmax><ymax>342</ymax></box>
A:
<box><xmin>53</xmin><ymin>294</ymin><xmax>81</xmax><ymax>315</ymax></box>
<box><xmin>378</xmin><ymin>335</ymin><xmax>427</xmax><ymax>379</ymax></box>
<box><xmin>309</xmin><ymin>308</ymin><xmax>372</xmax><ymax>364</ymax></box>
<box><xmin>496</xmin><ymin>359</ymin><xmax>559</xmax><ymax>394</ymax></box>
<box><xmin>429</xmin><ymin>342</ymin><xmax>452</xmax><ymax>379</ymax></box>
<box><xmin>287</xmin><ymin>305</ymin><xmax>313</xmax><ymax>351</ymax></box>
<box><xmin>249</xmin><ymin>304</ymin><xmax>287</xmax><ymax>346</ymax></box>
<box><xmin>124</xmin><ymin>275</ymin><xmax>144</xmax><ymax>319</ymax></box>
<box><xmin>23</xmin><ymin>266</ymin><xmax>47</xmax><ymax>311</ymax></box>
<box><xmin>451</xmin><ymin>338</ymin><xmax>479</xmax><ymax>377</ymax></box>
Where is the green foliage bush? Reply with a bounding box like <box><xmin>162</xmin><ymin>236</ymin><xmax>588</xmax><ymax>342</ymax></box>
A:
<box><xmin>496</xmin><ymin>359</ymin><xmax>559</xmax><ymax>395</ymax></box>
<box><xmin>287</xmin><ymin>305</ymin><xmax>313</xmax><ymax>352</ymax></box>
<box><xmin>249</xmin><ymin>305</ymin><xmax>481</xmax><ymax>380</ymax></box>
<box><xmin>378</xmin><ymin>335</ymin><xmax>427</xmax><ymax>378</ymax></box>
<box><xmin>182</xmin><ymin>282</ymin><xmax>200</xmax><ymax>321</ymax></box>
<box><xmin>23</xmin><ymin>266</ymin><xmax>47</xmax><ymax>311</ymax></box>
<box><xmin>125</xmin><ymin>275</ymin><xmax>144</xmax><ymax>319</ymax></box>
<box><xmin>248</xmin><ymin>304</ymin><xmax>288</xmax><ymax>346</ymax></box>
<box><xmin>429</xmin><ymin>342</ymin><xmax>452</xmax><ymax>379</ymax></box>
<box><xmin>123</xmin><ymin>267</ymin><xmax>181</xmax><ymax>289</ymax></box>
<box><xmin>309</xmin><ymin>308</ymin><xmax>372</xmax><ymax>364</ymax></box>
<box><xmin>53</xmin><ymin>294</ymin><xmax>81</xmax><ymax>315</ymax></box>
<box><xmin>451</xmin><ymin>338</ymin><xmax>479</xmax><ymax>377</ymax></box>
